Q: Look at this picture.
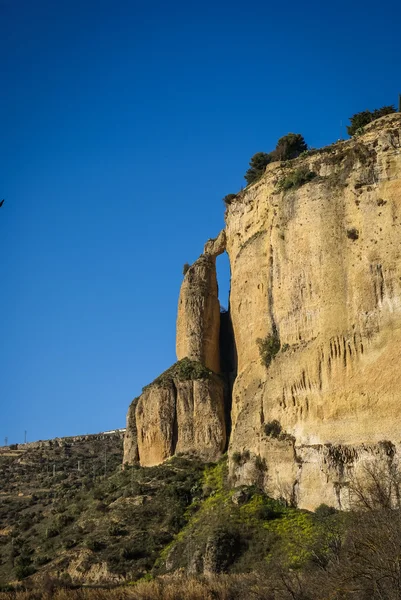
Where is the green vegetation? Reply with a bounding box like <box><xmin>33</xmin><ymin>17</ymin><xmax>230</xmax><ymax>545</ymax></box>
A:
<box><xmin>346</xmin><ymin>227</ymin><xmax>359</xmax><ymax>240</ymax></box>
<box><xmin>275</xmin><ymin>133</ymin><xmax>307</xmax><ymax>161</ymax></box>
<box><xmin>347</xmin><ymin>105</ymin><xmax>396</xmax><ymax>136</ymax></box>
<box><xmin>2</xmin><ymin>440</ymin><xmax>401</xmax><ymax>599</ymax></box>
<box><xmin>0</xmin><ymin>438</ymin><xmax>207</xmax><ymax>585</ymax></box>
<box><xmin>277</xmin><ymin>167</ymin><xmax>317</xmax><ymax>191</ymax></box>
<box><xmin>256</xmin><ymin>333</ymin><xmax>280</xmax><ymax>368</ymax></box>
<box><xmin>244</xmin><ymin>134</ymin><xmax>308</xmax><ymax>186</ymax></box>
<box><xmin>264</xmin><ymin>420</ymin><xmax>282</xmax><ymax>438</ymax></box>
<box><xmin>182</xmin><ymin>263</ymin><xmax>190</xmax><ymax>275</ymax></box>
<box><xmin>264</xmin><ymin>420</ymin><xmax>295</xmax><ymax>443</ymax></box>
<box><xmin>227</xmin><ymin>103</ymin><xmax>398</xmax><ymax>201</ymax></box>
<box><xmin>154</xmin><ymin>457</ymin><xmax>343</xmax><ymax>578</ymax></box>
<box><xmin>244</xmin><ymin>152</ymin><xmax>273</xmax><ymax>185</ymax></box>
<box><xmin>143</xmin><ymin>358</ymin><xmax>214</xmax><ymax>391</ymax></box>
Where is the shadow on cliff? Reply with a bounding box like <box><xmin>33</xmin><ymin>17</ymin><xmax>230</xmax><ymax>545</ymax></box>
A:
<box><xmin>219</xmin><ymin>308</ymin><xmax>237</xmax><ymax>449</ymax></box>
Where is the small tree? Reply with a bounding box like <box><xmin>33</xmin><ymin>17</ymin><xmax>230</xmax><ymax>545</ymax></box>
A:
<box><xmin>244</xmin><ymin>152</ymin><xmax>272</xmax><ymax>185</ymax></box>
<box><xmin>257</xmin><ymin>333</ymin><xmax>280</xmax><ymax>367</ymax></box>
<box><xmin>275</xmin><ymin>133</ymin><xmax>307</xmax><ymax>161</ymax></box>
<box><xmin>347</xmin><ymin>105</ymin><xmax>396</xmax><ymax>136</ymax></box>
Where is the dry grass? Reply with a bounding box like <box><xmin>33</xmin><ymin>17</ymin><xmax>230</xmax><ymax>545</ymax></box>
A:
<box><xmin>0</xmin><ymin>575</ymin><xmax>275</xmax><ymax>600</ymax></box>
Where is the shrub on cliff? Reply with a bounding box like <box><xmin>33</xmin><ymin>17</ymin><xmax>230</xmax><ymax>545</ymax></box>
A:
<box><xmin>275</xmin><ymin>133</ymin><xmax>307</xmax><ymax>161</ymax></box>
<box><xmin>257</xmin><ymin>334</ymin><xmax>280</xmax><ymax>367</ymax></box>
<box><xmin>143</xmin><ymin>358</ymin><xmax>213</xmax><ymax>391</ymax></box>
<box><xmin>347</xmin><ymin>105</ymin><xmax>396</xmax><ymax>136</ymax></box>
<box><xmin>278</xmin><ymin>167</ymin><xmax>317</xmax><ymax>192</ymax></box>
<box><xmin>244</xmin><ymin>152</ymin><xmax>273</xmax><ymax>185</ymax></box>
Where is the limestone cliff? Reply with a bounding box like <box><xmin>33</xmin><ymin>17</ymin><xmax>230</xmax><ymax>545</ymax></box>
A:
<box><xmin>225</xmin><ymin>113</ymin><xmax>401</xmax><ymax>509</ymax></box>
<box><xmin>124</xmin><ymin>113</ymin><xmax>401</xmax><ymax>509</ymax></box>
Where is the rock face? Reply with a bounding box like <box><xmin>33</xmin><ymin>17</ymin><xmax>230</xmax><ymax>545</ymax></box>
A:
<box><xmin>123</xmin><ymin>360</ymin><xmax>226</xmax><ymax>467</ymax></box>
<box><xmin>225</xmin><ymin>114</ymin><xmax>401</xmax><ymax>509</ymax></box>
<box><xmin>123</xmin><ymin>398</ymin><xmax>139</xmax><ymax>465</ymax></box>
<box><xmin>124</xmin><ymin>114</ymin><xmax>401</xmax><ymax>509</ymax></box>
<box><xmin>176</xmin><ymin>231</ymin><xmax>226</xmax><ymax>373</ymax></box>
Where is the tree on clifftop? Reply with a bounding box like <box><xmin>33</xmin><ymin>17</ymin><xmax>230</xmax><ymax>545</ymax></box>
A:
<box><xmin>347</xmin><ymin>105</ymin><xmax>396</xmax><ymax>136</ymax></box>
<box><xmin>244</xmin><ymin>152</ymin><xmax>272</xmax><ymax>185</ymax></box>
<box><xmin>275</xmin><ymin>133</ymin><xmax>307</xmax><ymax>161</ymax></box>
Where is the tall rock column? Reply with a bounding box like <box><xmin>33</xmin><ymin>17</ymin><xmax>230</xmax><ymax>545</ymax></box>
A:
<box><xmin>123</xmin><ymin>230</ymin><xmax>228</xmax><ymax>468</ymax></box>
<box><xmin>176</xmin><ymin>230</ymin><xmax>226</xmax><ymax>373</ymax></box>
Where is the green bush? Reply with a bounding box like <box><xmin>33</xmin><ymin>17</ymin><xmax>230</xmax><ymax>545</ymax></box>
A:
<box><xmin>45</xmin><ymin>525</ymin><xmax>60</xmax><ymax>539</ymax></box>
<box><xmin>314</xmin><ymin>503</ymin><xmax>337</xmax><ymax>518</ymax></box>
<box><xmin>85</xmin><ymin>539</ymin><xmax>105</xmax><ymax>552</ymax></box>
<box><xmin>275</xmin><ymin>133</ymin><xmax>307</xmax><ymax>161</ymax></box>
<box><xmin>182</xmin><ymin>263</ymin><xmax>190</xmax><ymax>276</ymax></box>
<box><xmin>121</xmin><ymin>542</ymin><xmax>148</xmax><ymax>560</ymax></box>
<box><xmin>232</xmin><ymin>452</ymin><xmax>242</xmax><ymax>465</ymax></box>
<box><xmin>144</xmin><ymin>358</ymin><xmax>213</xmax><ymax>391</ymax></box>
<box><xmin>35</xmin><ymin>554</ymin><xmax>51</xmax><ymax>567</ymax></box>
<box><xmin>244</xmin><ymin>152</ymin><xmax>273</xmax><ymax>185</ymax></box>
<box><xmin>277</xmin><ymin>167</ymin><xmax>316</xmax><ymax>192</ymax></box>
<box><xmin>264</xmin><ymin>420</ymin><xmax>282</xmax><ymax>438</ymax></box>
<box><xmin>254</xmin><ymin>455</ymin><xmax>267</xmax><ymax>473</ymax></box>
<box><xmin>257</xmin><ymin>334</ymin><xmax>280</xmax><ymax>367</ymax></box>
<box><xmin>347</xmin><ymin>105</ymin><xmax>396</xmax><ymax>136</ymax></box>
<box><xmin>14</xmin><ymin>564</ymin><xmax>36</xmax><ymax>580</ymax></box>
<box><xmin>108</xmin><ymin>524</ymin><xmax>127</xmax><ymax>536</ymax></box>
<box><xmin>347</xmin><ymin>228</ymin><xmax>359</xmax><ymax>240</ymax></box>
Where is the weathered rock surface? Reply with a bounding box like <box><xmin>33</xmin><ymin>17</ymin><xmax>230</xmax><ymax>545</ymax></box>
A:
<box><xmin>124</xmin><ymin>114</ymin><xmax>401</xmax><ymax>508</ymax></box>
<box><xmin>226</xmin><ymin>114</ymin><xmax>401</xmax><ymax>509</ymax></box>
<box><xmin>123</xmin><ymin>397</ymin><xmax>139</xmax><ymax>465</ymax></box>
<box><xmin>123</xmin><ymin>360</ymin><xmax>226</xmax><ymax>467</ymax></box>
<box><xmin>176</xmin><ymin>231</ymin><xmax>226</xmax><ymax>373</ymax></box>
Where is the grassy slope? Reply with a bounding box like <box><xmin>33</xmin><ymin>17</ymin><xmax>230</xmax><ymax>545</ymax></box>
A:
<box><xmin>0</xmin><ymin>437</ymin><xmax>342</xmax><ymax>588</ymax></box>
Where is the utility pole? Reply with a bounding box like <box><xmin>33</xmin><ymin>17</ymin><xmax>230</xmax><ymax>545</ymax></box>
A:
<box><xmin>77</xmin><ymin>460</ymin><xmax>81</xmax><ymax>472</ymax></box>
<box><xmin>24</xmin><ymin>431</ymin><xmax>27</xmax><ymax>444</ymax></box>
<box><xmin>4</xmin><ymin>437</ymin><xmax>8</xmax><ymax>447</ymax></box>
<box><xmin>53</xmin><ymin>463</ymin><xmax>56</xmax><ymax>477</ymax></box>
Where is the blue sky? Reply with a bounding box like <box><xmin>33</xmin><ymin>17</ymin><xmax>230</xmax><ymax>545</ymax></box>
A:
<box><xmin>1</xmin><ymin>0</ymin><xmax>400</xmax><ymax>444</ymax></box>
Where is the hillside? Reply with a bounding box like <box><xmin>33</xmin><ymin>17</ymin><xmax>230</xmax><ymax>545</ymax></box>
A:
<box><xmin>0</xmin><ymin>434</ymin><xmax>345</xmax><ymax>590</ymax></box>
<box><xmin>1</xmin><ymin>434</ymin><xmax>401</xmax><ymax>599</ymax></box>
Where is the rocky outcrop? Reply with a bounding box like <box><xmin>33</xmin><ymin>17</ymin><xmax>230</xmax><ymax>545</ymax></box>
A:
<box><xmin>176</xmin><ymin>231</ymin><xmax>226</xmax><ymax>373</ymax></box>
<box><xmin>225</xmin><ymin>113</ymin><xmax>401</xmax><ymax>509</ymax></box>
<box><xmin>124</xmin><ymin>228</ymin><xmax>227</xmax><ymax>468</ymax></box>
<box><xmin>123</xmin><ymin>359</ymin><xmax>226</xmax><ymax>467</ymax></box>
<box><xmin>123</xmin><ymin>398</ymin><xmax>139</xmax><ymax>465</ymax></box>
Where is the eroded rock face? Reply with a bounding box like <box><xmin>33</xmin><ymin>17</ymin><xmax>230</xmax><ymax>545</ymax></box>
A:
<box><xmin>123</xmin><ymin>360</ymin><xmax>226</xmax><ymax>467</ymax></box>
<box><xmin>123</xmin><ymin>398</ymin><xmax>139</xmax><ymax>465</ymax></box>
<box><xmin>176</xmin><ymin>231</ymin><xmax>226</xmax><ymax>373</ymax></box>
<box><xmin>225</xmin><ymin>114</ymin><xmax>401</xmax><ymax>508</ymax></box>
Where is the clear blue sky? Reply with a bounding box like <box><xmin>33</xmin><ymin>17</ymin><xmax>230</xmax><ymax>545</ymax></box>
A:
<box><xmin>1</xmin><ymin>0</ymin><xmax>400</xmax><ymax>444</ymax></box>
